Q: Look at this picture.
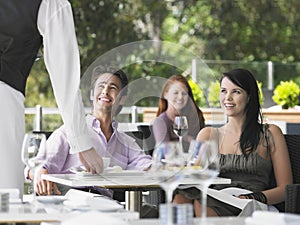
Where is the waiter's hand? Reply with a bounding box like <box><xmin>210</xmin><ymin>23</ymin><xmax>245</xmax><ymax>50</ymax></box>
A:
<box><xmin>79</xmin><ymin>148</ymin><xmax>103</xmax><ymax>174</ymax></box>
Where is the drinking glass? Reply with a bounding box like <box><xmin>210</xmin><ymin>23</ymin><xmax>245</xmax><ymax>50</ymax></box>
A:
<box><xmin>151</xmin><ymin>142</ymin><xmax>185</xmax><ymax>225</ymax></box>
<box><xmin>173</xmin><ymin>116</ymin><xmax>188</xmax><ymax>156</ymax></box>
<box><xmin>186</xmin><ymin>140</ymin><xmax>219</xmax><ymax>222</ymax></box>
<box><xmin>21</xmin><ymin>133</ymin><xmax>47</xmax><ymax>203</ymax></box>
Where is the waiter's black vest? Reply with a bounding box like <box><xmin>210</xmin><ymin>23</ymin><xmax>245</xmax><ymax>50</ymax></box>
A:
<box><xmin>0</xmin><ymin>0</ymin><xmax>42</xmax><ymax>95</ymax></box>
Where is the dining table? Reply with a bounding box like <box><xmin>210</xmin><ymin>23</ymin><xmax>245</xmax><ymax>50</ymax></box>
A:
<box><xmin>2</xmin><ymin>187</ymin><xmax>299</xmax><ymax>225</ymax></box>
<box><xmin>3</xmin><ymin>213</ymin><xmax>299</xmax><ymax>225</ymax></box>
<box><xmin>41</xmin><ymin>171</ymin><xmax>231</xmax><ymax>217</ymax></box>
<box><xmin>0</xmin><ymin>196</ymin><xmax>139</xmax><ymax>224</ymax></box>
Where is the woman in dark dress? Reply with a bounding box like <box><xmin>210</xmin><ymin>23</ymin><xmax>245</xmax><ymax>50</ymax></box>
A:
<box><xmin>173</xmin><ymin>69</ymin><xmax>293</xmax><ymax>217</ymax></box>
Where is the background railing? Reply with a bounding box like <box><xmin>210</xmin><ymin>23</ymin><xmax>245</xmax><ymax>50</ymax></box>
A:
<box><xmin>25</xmin><ymin>105</ymin><xmax>300</xmax><ymax>134</ymax></box>
<box><xmin>25</xmin><ymin>105</ymin><xmax>143</xmax><ymax>132</ymax></box>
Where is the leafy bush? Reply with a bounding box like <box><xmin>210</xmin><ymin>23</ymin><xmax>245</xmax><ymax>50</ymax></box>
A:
<box><xmin>257</xmin><ymin>81</ymin><xmax>264</xmax><ymax>107</ymax></box>
<box><xmin>208</xmin><ymin>80</ymin><xmax>221</xmax><ymax>108</ymax></box>
<box><xmin>272</xmin><ymin>80</ymin><xmax>300</xmax><ymax>109</ymax></box>
<box><xmin>188</xmin><ymin>79</ymin><xmax>206</xmax><ymax>107</ymax></box>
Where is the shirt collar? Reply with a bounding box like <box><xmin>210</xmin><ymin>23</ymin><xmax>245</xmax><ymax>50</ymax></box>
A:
<box><xmin>86</xmin><ymin>114</ymin><xmax>119</xmax><ymax>133</ymax></box>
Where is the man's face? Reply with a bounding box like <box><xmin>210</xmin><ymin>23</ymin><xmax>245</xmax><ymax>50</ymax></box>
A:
<box><xmin>91</xmin><ymin>73</ymin><xmax>122</xmax><ymax>113</ymax></box>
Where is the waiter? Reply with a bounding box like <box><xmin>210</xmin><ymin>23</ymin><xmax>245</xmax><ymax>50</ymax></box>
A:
<box><xmin>0</xmin><ymin>0</ymin><xmax>103</xmax><ymax>198</ymax></box>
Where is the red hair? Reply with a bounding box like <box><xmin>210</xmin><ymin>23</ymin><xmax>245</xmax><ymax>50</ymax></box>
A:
<box><xmin>157</xmin><ymin>74</ymin><xmax>205</xmax><ymax>131</ymax></box>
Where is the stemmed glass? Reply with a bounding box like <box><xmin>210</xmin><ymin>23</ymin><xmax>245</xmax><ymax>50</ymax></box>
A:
<box><xmin>173</xmin><ymin>116</ymin><xmax>188</xmax><ymax>155</ymax></box>
<box><xmin>186</xmin><ymin>140</ymin><xmax>219</xmax><ymax>222</ymax></box>
<box><xmin>150</xmin><ymin>141</ymin><xmax>185</xmax><ymax>225</ymax></box>
<box><xmin>21</xmin><ymin>132</ymin><xmax>47</xmax><ymax>203</ymax></box>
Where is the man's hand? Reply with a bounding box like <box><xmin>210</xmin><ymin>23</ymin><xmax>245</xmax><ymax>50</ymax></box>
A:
<box><xmin>34</xmin><ymin>168</ymin><xmax>61</xmax><ymax>195</ymax></box>
<box><xmin>79</xmin><ymin>148</ymin><xmax>103</xmax><ymax>174</ymax></box>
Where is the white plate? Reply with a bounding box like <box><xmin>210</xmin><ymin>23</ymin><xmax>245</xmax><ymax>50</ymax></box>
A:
<box><xmin>36</xmin><ymin>196</ymin><xmax>66</xmax><ymax>204</ymax></box>
<box><xmin>63</xmin><ymin>197</ymin><xmax>123</xmax><ymax>212</ymax></box>
<box><xmin>70</xmin><ymin>166</ymin><xmax>89</xmax><ymax>175</ymax></box>
<box><xmin>102</xmin><ymin>170</ymin><xmax>145</xmax><ymax>177</ymax></box>
<box><xmin>70</xmin><ymin>166</ymin><xmax>122</xmax><ymax>176</ymax></box>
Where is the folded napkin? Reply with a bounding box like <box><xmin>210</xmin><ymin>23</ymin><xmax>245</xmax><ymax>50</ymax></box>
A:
<box><xmin>245</xmin><ymin>211</ymin><xmax>300</xmax><ymax>225</ymax></box>
<box><xmin>61</xmin><ymin>212</ymin><xmax>129</xmax><ymax>225</ymax></box>
<box><xmin>64</xmin><ymin>189</ymin><xmax>100</xmax><ymax>201</ymax></box>
<box><xmin>63</xmin><ymin>189</ymin><xmax>123</xmax><ymax>212</ymax></box>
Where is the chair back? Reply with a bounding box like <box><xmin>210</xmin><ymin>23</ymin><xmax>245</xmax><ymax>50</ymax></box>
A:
<box><xmin>284</xmin><ymin>134</ymin><xmax>300</xmax><ymax>214</ymax></box>
<box><xmin>270</xmin><ymin>134</ymin><xmax>300</xmax><ymax>212</ymax></box>
<box><xmin>284</xmin><ymin>134</ymin><xmax>300</xmax><ymax>184</ymax></box>
<box><xmin>137</xmin><ymin>125</ymin><xmax>156</xmax><ymax>155</ymax></box>
<box><xmin>124</xmin><ymin>131</ymin><xmax>144</xmax><ymax>149</ymax></box>
<box><xmin>33</xmin><ymin>130</ymin><xmax>53</xmax><ymax>139</ymax></box>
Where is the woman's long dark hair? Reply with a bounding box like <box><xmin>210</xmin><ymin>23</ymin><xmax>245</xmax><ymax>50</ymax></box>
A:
<box><xmin>157</xmin><ymin>74</ymin><xmax>205</xmax><ymax>134</ymax></box>
<box><xmin>221</xmin><ymin>69</ymin><xmax>263</xmax><ymax>155</ymax></box>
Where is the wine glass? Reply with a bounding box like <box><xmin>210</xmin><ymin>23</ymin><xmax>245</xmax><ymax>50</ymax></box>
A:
<box><xmin>151</xmin><ymin>141</ymin><xmax>185</xmax><ymax>225</ymax></box>
<box><xmin>21</xmin><ymin>132</ymin><xmax>47</xmax><ymax>203</ymax></box>
<box><xmin>186</xmin><ymin>140</ymin><xmax>219</xmax><ymax>222</ymax></box>
<box><xmin>173</xmin><ymin>116</ymin><xmax>188</xmax><ymax>157</ymax></box>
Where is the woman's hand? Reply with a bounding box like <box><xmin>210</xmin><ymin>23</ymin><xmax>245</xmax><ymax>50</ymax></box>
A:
<box><xmin>236</xmin><ymin>195</ymin><xmax>248</xmax><ymax>199</ymax></box>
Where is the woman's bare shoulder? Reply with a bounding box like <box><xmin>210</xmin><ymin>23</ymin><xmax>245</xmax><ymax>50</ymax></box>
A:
<box><xmin>197</xmin><ymin>126</ymin><xmax>219</xmax><ymax>141</ymax></box>
<box><xmin>266</xmin><ymin>123</ymin><xmax>284</xmax><ymax>137</ymax></box>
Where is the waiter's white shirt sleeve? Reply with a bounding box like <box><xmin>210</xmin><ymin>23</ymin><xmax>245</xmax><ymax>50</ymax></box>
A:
<box><xmin>37</xmin><ymin>0</ymin><xmax>93</xmax><ymax>154</ymax></box>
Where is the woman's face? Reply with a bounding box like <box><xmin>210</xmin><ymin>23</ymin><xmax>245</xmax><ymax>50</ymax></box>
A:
<box><xmin>220</xmin><ymin>77</ymin><xmax>249</xmax><ymax>117</ymax></box>
<box><xmin>164</xmin><ymin>81</ymin><xmax>189</xmax><ymax>113</ymax></box>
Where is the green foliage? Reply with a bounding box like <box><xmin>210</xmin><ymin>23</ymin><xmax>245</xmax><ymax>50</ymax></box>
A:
<box><xmin>25</xmin><ymin>114</ymin><xmax>62</xmax><ymax>133</ymax></box>
<box><xmin>25</xmin><ymin>58</ymin><xmax>62</xmax><ymax>132</ymax></box>
<box><xmin>272</xmin><ymin>80</ymin><xmax>300</xmax><ymax>109</ymax></box>
<box><xmin>188</xmin><ymin>79</ymin><xmax>206</xmax><ymax>107</ymax></box>
<box><xmin>208</xmin><ymin>81</ymin><xmax>221</xmax><ymax>108</ymax></box>
<box><xmin>25</xmin><ymin>63</ymin><xmax>55</xmax><ymax>107</ymax></box>
<box><xmin>257</xmin><ymin>80</ymin><xmax>264</xmax><ymax>107</ymax></box>
<box><xmin>123</xmin><ymin>62</ymin><xmax>183</xmax><ymax>107</ymax></box>
<box><xmin>25</xmin><ymin>0</ymin><xmax>300</xmax><ymax>127</ymax></box>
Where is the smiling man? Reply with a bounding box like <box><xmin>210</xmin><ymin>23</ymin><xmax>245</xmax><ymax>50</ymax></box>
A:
<box><xmin>27</xmin><ymin>65</ymin><xmax>152</xmax><ymax>196</ymax></box>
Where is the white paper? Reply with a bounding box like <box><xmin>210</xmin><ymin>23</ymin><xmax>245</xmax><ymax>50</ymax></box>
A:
<box><xmin>207</xmin><ymin>188</ymin><xmax>252</xmax><ymax>209</ymax></box>
<box><xmin>245</xmin><ymin>211</ymin><xmax>300</xmax><ymax>225</ymax></box>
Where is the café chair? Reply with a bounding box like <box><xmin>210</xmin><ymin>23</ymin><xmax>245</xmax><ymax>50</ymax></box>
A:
<box><xmin>33</xmin><ymin>130</ymin><xmax>53</xmax><ymax>139</ymax></box>
<box><xmin>137</xmin><ymin>125</ymin><xmax>156</xmax><ymax>156</ymax></box>
<box><xmin>284</xmin><ymin>134</ymin><xmax>300</xmax><ymax>214</ymax></box>
<box><xmin>136</xmin><ymin>125</ymin><xmax>165</xmax><ymax>207</ymax></box>
<box><xmin>111</xmin><ymin>131</ymin><xmax>144</xmax><ymax>203</ymax></box>
<box><xmin>118</xmin><ymin>130</ymin><xmax>160</xmax><ymax>218</ymax></box>
<box><xmin>124</xmin><ymin>131</ymin><xmax>144</xmax><ymax>149</ymax></box>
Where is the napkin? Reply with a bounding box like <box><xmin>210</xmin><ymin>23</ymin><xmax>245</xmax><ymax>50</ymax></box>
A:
<box><xmin>63</xmin><ymin>189</ymin><xmax>123</xmax><ymax>212</ymax></box>
<box><xmin>61</xmin><ymin>212</ymin><xmax>129</xmax><ymax>225</ymax></box>
<box><xmin>64</xmin><ymin>189</ymin><xmax>99</xmax><ymax>201</ymax></box>
<box><xmin>245</xmin><ymin>211</ymin><xmax>300</xmax><ymax>225</ymax></box>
